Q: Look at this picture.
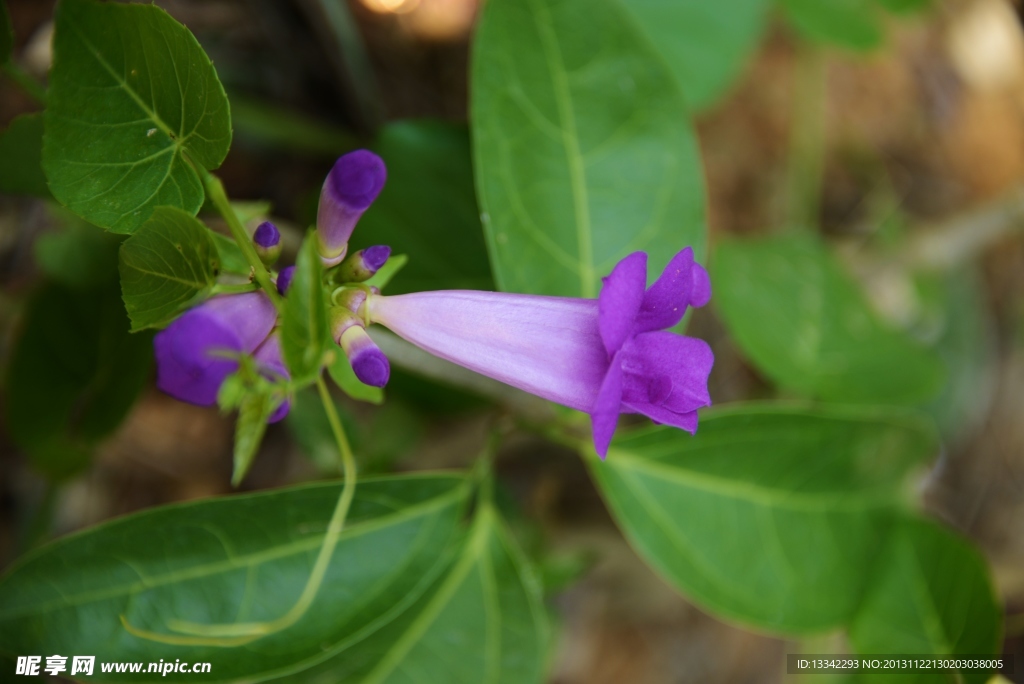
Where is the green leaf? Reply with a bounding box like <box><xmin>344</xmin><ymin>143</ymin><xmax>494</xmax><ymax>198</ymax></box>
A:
<box><xmin>780</xmin><ymin>0</ymin><xmax>883</xmax><ymax>50</ymax></box>
<box><xmin>0</xmin><ymin>0</ymin><xmax>11</xmax><ymax>65</ymax></box>
<box><xmin>231</xmin><ymin>389</ymin><xmax>279</xmax><ymax>486</ymax></box>
<box><xmin>209</xmin><ymin>231</ymin><xmax>250</xmax><ymax>276</ymax></box>
<box><xmin>43</xmin><ymin>0</ymin><xmax>231</xmax><ymax>234</ymax></box>
<box><xmin>282</xmin><ymin>233</ymin><xmax>329</xmax><ymax>384</ymax></box>
<box><xmin>35</xmin><ymin>210</ymin><xmax>122</xmax><ymax>288</ymax></box>
<box><xmin>874</xmin><ymin>0</ymin><xmax>931</xmax><ymax>13</ymax></box>
<box><xmin>849</xmin><ymin>516</ymin><xmax>1001</xmax><ymax>684</ymax></box>
<box><xmin>350</xmin><ymin>120</ymin><xmax>493</xmax><ymax>294</ymax></box>
<box><xmin>6</xmin><ymin>280</ymin><xmax>152</xmax><ymax>480</ymax></box>
<box><xmin>617</xmin><ymin>0</ymin><xmax>771</xmax><ymax>111</ymax></box>
<box><xmin>711</xmin><ymin>235</ymin><xmax>945</xmax><ymax>404</ymax></box>
<box><xmin>286</xmin><ymin>504</ymin><xmax>550</xmax><ymax>684</ymax></box>
<box><xmin>118</xmin><ymin>207</ymin><xmax>220</xmax><ymax>331</ymax></box>
<box><xmin>0</xmin><ymin>474</ymin><xmax>470</xmax><ymax>682</ymax></box>
<box><xmin>0</xmin><ymin>113</ymin><xmax>50</xmax><ymax>197</ymax></box>
<box><xmin>471</xmin><ymin>0</ymin><xmax>706</xmax><ymax>298</ymax></box>
<box><xmin>328</xmin><ymin>345</ymin><xmax>384</xmax><ymax>405</ymax></box>
<box><xmin>589</xmin><ymin>404</ymin><xmax>937</xmax><ymax>634</ymax></box>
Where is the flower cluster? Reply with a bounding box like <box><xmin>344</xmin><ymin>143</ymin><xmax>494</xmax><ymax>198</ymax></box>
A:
<box><xmin>154</xmin><ymin>149</ymin><xmax>713</xmax><ymax>455</ymax></box>
<box><xmin>364</xmin><ymin>248</ymin><xmax>713</xmax><ymax>456</ymax></box>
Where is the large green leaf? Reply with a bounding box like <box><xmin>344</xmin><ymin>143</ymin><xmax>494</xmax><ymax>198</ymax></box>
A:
<box><xmin>780</xmin><ymin>0</ymin><xmax>881</xmax><ymax>50</ymax></box>
<box><xmin>6</xmin><ymin>280</ymin><xmax>152</xmax><ymax>480</ymax></box>
<box><xmin>118</xmin><ymin>207</ymin><xmax>220</xmax><ymax>331</ymax></box>
<box><xmin>350</xmin><ymin>121</ymin><xmax>493</xmax><ymax>294</ymax></box>
<box><xmin>0</xmin><ymin>113</ymin><xmax>50</xmax><ymax>197</ymax></box>
<box><xmin>282</xmin><ymin>233</ymin><xmax>329</xmax><ymax>384</ymax></box>
<box><xmin>43</xmin><ymin>0</ymin><xmax>231</xmax><ymax>234</ymax></box>
<box><xmin>617</xmin><ymin>0</ymin><xmax>770</xmax><ymax>111</ymax></box>
<box><xmin>0</xmin><ymin>474</ymin><xmax>470</xmax><ymax>682</ymax></box>
<box><xmin>589</xmin><ymin>404</ymin><xmax>937</xmax><ymax>633</ymax></box>
<box><xmin>711</xmin><ymin>235</ymin><xmax>945</xmax><ymax>404</ymax></box>
<box><xmin>471</xmin><ymin>0</ymin><xmax>706</xmax><ymax>298</ymax></box>
<box><xmin>283</xmin><ymin>503</ymin><xmax>550</xmax><ymax>684</ymax></box>
<box><xmin>849</xmin><ymin>516</ymin><xmax>1001</xmax><ymax>684</ymax></box>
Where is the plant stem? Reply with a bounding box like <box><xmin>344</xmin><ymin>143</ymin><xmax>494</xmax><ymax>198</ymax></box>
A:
<box><xmin>782</xmin><ymin>44</ymin><xmax>826</xmax><ymax>233</ymax></box>
<box><xmin>210</xmin><ymin>282</ymin><xmax>259</xmax><ymax>296</ymax></box>
<box><xmin>198</xmin><ymin>167</ymin><xmax>283</xmax><ymax>309</ymax></box>
<box><xmin>121</xmin><ymin>375</ymin><xmax>358</xmax><ymax>646</ymax></box>
<box><xmin>2</xmin><ymin>62</ymin><xmax>46</xmax><ymax>104</ymax></box>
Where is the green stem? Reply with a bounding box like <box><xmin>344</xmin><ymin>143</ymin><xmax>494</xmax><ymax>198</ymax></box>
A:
<box><xmin>198</xmin><ymin>167</ymin><xmax>283</xmax><ymax>309</ymax></box>
<box><xmin>2</xmin><ymin>62</ymin><xmax>46</xmax><ymax>104</ymax></box>
<box><xmin>210</xmin><ymin>282</ymin><xmax>259</xmax><ymax>296</ymax></box>
<box><xmin>122</xmin><ymin>375</ymin><xmax>358</xmax><ymax>646</ymax></box>
<box><xmin>782</xmin><ymin>44</ymin><xmax>826</xmax><ymax>233</ymax></box>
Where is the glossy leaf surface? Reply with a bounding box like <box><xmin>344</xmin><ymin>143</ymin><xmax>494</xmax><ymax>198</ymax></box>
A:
<box><xmin>43</xmin><ymin>0</ymin><xmax>231</xmax><ymax>233</ymax></box>
<box><xmin>472</xmin><ymin>0</ymin><xmax>706</xmax><ymax>298</ymax></box>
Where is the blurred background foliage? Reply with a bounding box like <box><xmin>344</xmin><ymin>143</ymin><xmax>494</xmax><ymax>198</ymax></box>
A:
<box><xmin>1</xmin><ymin>0</ymin><xmax>1024</xmax><ymax>681</ymax></box>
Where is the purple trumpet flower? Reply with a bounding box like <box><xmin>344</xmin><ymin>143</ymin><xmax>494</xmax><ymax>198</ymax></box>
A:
<box><xmin>367</xmin><ymin>248</ymin><xmax>713</xmax><ymax>456</ymax></box>
<box><xmin>154</xmin><ymin>292</ymin><xmax>278</xmax><ymax>407</ymax></box>
<box><xmin>253</xmin><ymin>331</ymin><xmax>291</xmax><ymax>423</ymax></box>
<box><xmin>317</xmin><ymin>150</ymin><xmax>387</xmax><ymax>267</ymax></box>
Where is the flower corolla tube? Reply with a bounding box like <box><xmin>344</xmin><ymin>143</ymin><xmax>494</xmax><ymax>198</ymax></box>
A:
<box><xmin>153</xmin><ymin>292</ymin><xmax>291</xmax><ymax>423</ymax></box>
<box><xmin>366</xmin><ymin>248</ymin><xmax>713</xmax><ymax>456</ymax></box>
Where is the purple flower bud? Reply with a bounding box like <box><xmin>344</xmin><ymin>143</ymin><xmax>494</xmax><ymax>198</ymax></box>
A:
<box><xmin>154</xmin><ymin>293</ymin><xmax>277</xmax><ymax>407</ymax></box>
<box><xmin>367</xmin><ymin>247</ymin><xmax>713</xmax><ymax>457</ymax></box>
<box><xmin>335</xmin><ymin>245</ymin><xmax>391</xmax><ymax>283</ymax></box>
<box><xmin>329</xmin><ymin>307</ymin><xmax>389</xmax><ymax>386</ymax></box>
<box><xmin>317</xmin><ymin>150</ymin><xmax>387</xmax><ymax>266</ymax></box>
<box><xmin>253</xmin><ymin>331</ymin><xmax>291</xmax><ymax>423</ymax></box>
<box><xmin>277</xmin><ymin>265</ymin><xmax>296</xmax><ymax>296</ymax></box>
<box><xmin>253</xmin><ymin>221</ymin><xmax>282</xmax><ymax>266</ymax></box>
<box><xmin>253</xmin><ymin>221</ymin><xmax>280</xmax><ymax>248</ymax></box>
<box><xmin>340</xmin><ymin>325</ymin><xmax>390</xmax><ymax>387</ymax></box>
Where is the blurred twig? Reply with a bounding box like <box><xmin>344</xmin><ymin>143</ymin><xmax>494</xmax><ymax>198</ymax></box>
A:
<box><xmin>293</xmin><ymin>0</ymin><xmax>383</xmax><ymax>134</ymax></box>
<box><xmin>905</xmin><ymin>186</ymin><xmax>1024</xmax><ymax>269</ymax></box>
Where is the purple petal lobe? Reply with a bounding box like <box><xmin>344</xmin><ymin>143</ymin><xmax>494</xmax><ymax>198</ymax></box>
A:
<box><xmin>340</xmin><ymin>326</ymin><xmax>390</xmax><ymax>387</ymax></box>
<box><xmin>690</xmin><ymin>262</ymin><xmax>711</xmax><ymax>308</ymax></box>
<box><xmin>154</xmin><ymin>293</ymin><xmax>277</xmax><ymax>407</ymax></box>
<box><xmin>253</xmin><ymin>221</ymin><xmax>281</xmax><ymax>248</ymax></box>
<box><xmin>155</xmin><ymin>309</ymin><xmax>242</xmax><ymax>406</ymax></box>
<box><xmin>253</xmin><ymin>332</ymin><xmax>291</xmax><ymax>423</ymax></box>
<box><xmin>620</xmin><ymin>332</ymin><xmax>713</xmax><ymax>414</ymax></box>
<box><xmin>590</xmin><ymin>353</ymin><xmax>624</xmax><ymax>458</ymax></box>
<box><xmin>635</xmin><ymin>247</ymin><xmax>696</xmax><ymax>333</ymax></box>
<box><xmin>598</xmin><ymin>251</ymin><xmax>647</xmax><ymax>356</ymax></box>
<box><xmin>362</xmin><ymin>245</ymin><xmax>391</xmax><ymax>272</ymax></box>
<box><xmin>369</xmin><ymin>291</ymin><xmax>607</xmax><ymax>411</ymax></box>
<box><xmin>277</xmin><ymin>265</ymin><xmax>296</xmax><ymax>296</ymax></box>
<box><xmin>622</xmin><ymin>402</ymin><xmax>699</xmax><ymax>433</ymax></box>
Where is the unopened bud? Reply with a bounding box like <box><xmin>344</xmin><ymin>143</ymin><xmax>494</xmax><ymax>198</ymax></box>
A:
<box><xmin>336</xmin><ymin>245</ymin><xmax>391</xmax><ymax>283</ymax></box>
<box><xmin>317</xmin><ymin>150</ymin><xmax>387</xmax><ymax>267</ymax></box>
<box><xmin>339</xmin><ymin>325</ymin><xmax>390</xmax><ymax>388</ymax></box>
<box><xmin>276</xmin><ymin>265</ymin><xmax>296</xmax><ymax>296</ymax></box>
<box><xmin>253</xmin><ymin>221</ymin><xmax>282</xmax><ymax>266</ymax></box>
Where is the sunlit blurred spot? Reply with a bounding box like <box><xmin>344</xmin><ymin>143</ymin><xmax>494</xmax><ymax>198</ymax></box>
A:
<box><xmin>404</xmin><ymin>0</ymin><xmax>478</xmax><ymax>41</ymax></box>
<box><xmin>360</xmin><ymin>0</ymin><xmax>421</xmax><ymax>15</ymax></box>
<box><xmin>947</xmin><ymin>0</ymin><xmax>1024</xmax><ymax>92</ymax></box>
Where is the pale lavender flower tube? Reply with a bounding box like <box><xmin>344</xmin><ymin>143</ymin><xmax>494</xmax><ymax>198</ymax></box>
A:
<box><xmin>154</xmin><ymin>292</ymin><xmax>277</xmax><ymax>407</ymax></box>
<box><xmin>367</xmin><ymin>247</ymin><xmax>714</xmax><ymax>456</ymax></box>
<box><xmin>317</xmin><ymin>150</ymin><xmax>387</xmax><ymax>267</ymax></box>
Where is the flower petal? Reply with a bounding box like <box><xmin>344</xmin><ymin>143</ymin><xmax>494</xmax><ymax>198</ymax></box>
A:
<box><xmin>690</xmin><ymin>262</ymin><xmax>712</xmax><ymax>308</ymax></box>
<box><xmin>620</xmin><ymin>331</ymin><xmax>713</xmax><ymax>414</ymax></box>
<box><xmin>622</xmin><ymin>401</ymin><xmax>699</xmax><ymax>433</ymax></box>
<box><xmin>598</xmin><ymin>251</ymin><xmax>647</xmax><ymax>356</ymax></box>
<box><xmin>590</xmin><ymin>352</ymin><xmax>624</xmax><ymax>458</ymax></box>
<box><xmin>253</xmin><ymin>332</ymin><xmax>291</xmax><ymax>423</ymax></box>
<box><xmin>634</xmin><ymin>247</ymin><xmax>697</xmax><ymax>333</ymax></box>
<box><xmin>369</xmin><ymin>290</ymin><xmax>607</xmax><ymax>411</ymax></box>
<box><xmin>316</xmin><ymin>150</ymin><xmax>387</xmax><ymax>264</ymax></box>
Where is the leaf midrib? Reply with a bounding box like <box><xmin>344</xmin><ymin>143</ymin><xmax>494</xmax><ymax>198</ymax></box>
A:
<box><xmin>0</xmin><ymin>487</ymin><xmax>465</xmax><ymax>621</ymax></box>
